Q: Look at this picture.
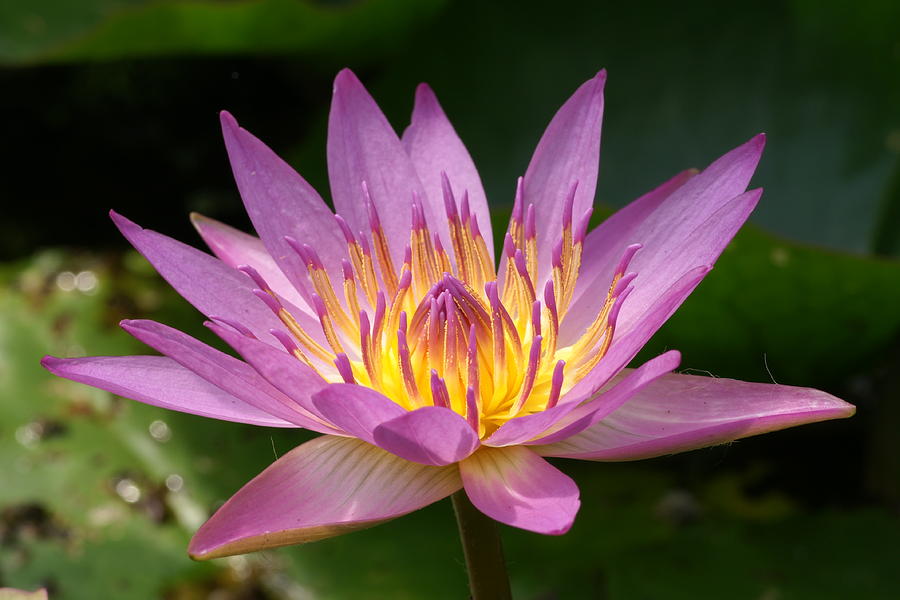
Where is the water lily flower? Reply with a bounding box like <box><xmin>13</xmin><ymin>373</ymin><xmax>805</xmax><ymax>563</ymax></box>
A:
<box><xmin>42</xmin><ymin>69</ymin><xmax>854</xmax><ymax>562</ymax></box>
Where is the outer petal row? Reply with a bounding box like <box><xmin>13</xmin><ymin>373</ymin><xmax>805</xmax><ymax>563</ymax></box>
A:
<box><xmin>40</xmin><ymin>355</ymin><xmax>292</xmax><ymax>428</ymax></box>
<box><xmin>220</xmin><ymin>111</ymin><xmax>346</xmax><ymax>307</ymax></box>
<box><xmin>122</xmin><ymin>319</ymin><xmax>336</xmax><ymax>433</ymax></box>
<box><xmin>190</xmin><ymin>213</ymin><xmax>307</xmax><ymax>311</ymax></box>
<box><xmin>189</xmin><ymin>436</ymin><xmax>463</xmax><ymax>559</ymax></box>
<box><xmin>564</xmin><ymin>136</ymin><xmax>765</xmax><ymax>343</ymax></box>
<box><xmin>110</xmin><ymin>210</ymin><xmax>326</xmax><ymax>348</ymax></box>
<box><xmin>536</xmin><ymin>373</ymin><xmax>856</xmax><ymax>461</ymax></box>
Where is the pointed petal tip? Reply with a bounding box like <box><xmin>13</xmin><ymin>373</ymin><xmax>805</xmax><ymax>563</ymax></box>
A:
<box><xmin>583</xmin><ymin>69</ymin><xmax>607</xmax><ymax>93</ymax></box>
<box><xmin>333</xmin><ymin>67</ymin><xmax>362</xmax><ymax>92</ymax></box>
<box><xmin>188</xmin><ymin>212</ymin><xmax>211</xmax><ymax>233</ymax></box>
<box><xmin>187</xmin><ymin>537</ymin><xmax>226</xmax><ymax>561</ymax></box>
<box><xmin>414</xmin><ymin>81</ymin><xmax>435</xmax><ymax>98</ymax></box>
<box><xmin>827</xmin><ymin>394</ymin><xmax>856</xmax><ymax>418</ymax></box>
<box><xmin>746</xmin><ymin>187</ymin><xmax>764</xmax><ymax>203</ymax></box>
<box><xmin>219</xmin><ymin>110</ymin><xmax>238</xmax><ymax>129</ymax></box>
<box><xmin>412</xmin><ymin>82</ymin><xmax>440</xmax><ymax>116</ymax></box>
<box><xmin>39</xmin><ymin>355</ymin><xmax>61</xmax><ymax>372</ymax></box>
<box><xmin>744</xmin><ymin>132</ymin><xmax>766</xmax><ymax>154</ymax></box>
<box><xmin>109</xmin><ymin>209</ymin><xmax>139</xmax><ymax>234</ymax></box>
<box><xmin>119</xmin><ymin>318</ymin><xmax>149</xmax><ymax>333</ymax></box>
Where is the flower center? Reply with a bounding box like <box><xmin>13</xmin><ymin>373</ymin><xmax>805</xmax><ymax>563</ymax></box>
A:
<box><xmin>243</xmin><ymin>175</ymin><xmax>637</xmax><ymax>438</ymax></box>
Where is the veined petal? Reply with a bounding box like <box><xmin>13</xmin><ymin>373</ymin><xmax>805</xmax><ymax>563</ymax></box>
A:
<box><xmin>327</xmin><ymin>69</ymin><xmax>436</xmax><ymax>264</ymax></box>
<box><xmin>190</xmin><ymin>213</ymin><xmax>308</xmax><ymax>312</ymax></box>
<box><xmin>189</xmin><ymin>436</ymin><xmax>462</xmax><ymax>559</ymax></box>
<box><xmin>374</xmin><ymin>406</ymin><xmax>480</xmax><ymax>466</ymax></box>
<box><xmin>121</xmin><ymin>319</ymin><xmax>336</xmax><ymax>433</ymax></box>
<box><xmin>523</xmin><ymin>70</ymin><xmax>605</xmax><ymax>282</ymax></box>
<box><xmin>527</xmin><ymin>350</ymin><xmax>682</xmax><ymax>445</ymax></box>
<box><xmin>312</xmin><ymin>384</ymin><xmax>407</xmax><ymax>444</ymax></box>
<box><xmin>564</xmin><ymin>135</ymin><xmax>764</xmax><ymax>342</ymax></box>
<box><xmin>613</xmin><ymin>188</ymin><xmax>762</xmax><ymax>337</ymax></box>
<box><xmin>558</xmin><ymin>189</ymin><xmax>760</xmax><ymax>404</ymax></box>
<box><xmin>536</xmin><ymin>373</ymin><xmax>856</xmax><ymax>461</ymax></box>
<box><xmin>220</xmin><ymin>111</ymin><xmax>346</xmax><ymax>304</ymax></box>
<box><xmin>482</xmin><ymin>401</ymin><xmax>581</xmax><ymax>448</ymax></box>
<box><xmin>562</xmin><ymin>265</ymin><xmax>710</xmax><ymax>403</ymax></box>
<box><xmin>40</xmin><ymin>355</ymin><xmax>292</xmax><ymax>427</ymax></box>
<box><xmin>207</xmin><ymin>321</ymin><xmax>331</xmax><ymax>422</ymax></box>
<box><xmin>485</xmin><ymin>350</ymin><xmax>681</xmax><ymax>448</ymax></box>
<box><xmin>566</xmin><ymin>168</ymin><xmax>696</xmax><ymax>315</ymax></box>
<box><xmin>111</xmin><ymin>211</ymin><xmax>291</xmax><ymax>347</ymax></box>
<box><xmin>402</xmin><ymin>83</ymin><xmax>493</xmax><ymax>259</ymax></box>
<box><xmin>460</xmin><ymin>446</ymin><xmax>580</xmax><ymax>535</ymax></box>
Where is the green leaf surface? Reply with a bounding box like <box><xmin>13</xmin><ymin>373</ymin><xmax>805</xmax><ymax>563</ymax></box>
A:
<box><xmin>644</xmin><ymin>224</ymin><xmax>900</xmax><ymax>385</ymax></box>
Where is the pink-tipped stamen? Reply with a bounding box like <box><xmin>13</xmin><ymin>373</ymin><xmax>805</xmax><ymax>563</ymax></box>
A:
<box><xmin>334</xmin><ymin>352</ymin><xmax>356</xmax><ymax>384</ymax></box>
<box><xmin>430</xmin><ymin>369</ymin><xmax>451</xmax><ymax>409</ymax></box>
<box><xmin>546</xmin><ymin>360</ymin><xmax>566</xmax><ymax>409</ymax></box>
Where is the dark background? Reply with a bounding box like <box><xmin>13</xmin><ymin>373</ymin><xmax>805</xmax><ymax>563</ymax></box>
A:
<box><xmin>2</xmin><ymin>0</ymin><xmax>899</xmax><ymax>598</ymax></box>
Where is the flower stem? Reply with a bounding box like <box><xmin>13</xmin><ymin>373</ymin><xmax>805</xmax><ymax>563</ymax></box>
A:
<box><xmin>451</xmin><ymin>490</ymin><xmax>512</xmax><ymax>600</ymax></box>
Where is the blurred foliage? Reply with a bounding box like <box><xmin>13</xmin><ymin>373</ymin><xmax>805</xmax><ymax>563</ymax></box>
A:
<box><xmin>2</xmin><ymin>0</ymin><xmax>899</xmax><ymax>597</ymax></box>
<box><xmin>0</xmin><ymin>0</ymin><xmax>446</xmax><ymax>65</ymax></box>
<box><xmin>873</xmin><ymin>154</ymin><xmax>900</xmax><ymax>256</ymax></box>
<box><xmin>2</xmin><ymin>0</ymin><xmax>898</xmax><ymax>258</ymax></box>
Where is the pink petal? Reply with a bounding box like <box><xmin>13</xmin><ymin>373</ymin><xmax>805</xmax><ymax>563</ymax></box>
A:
<box><xmin>536</xmin><ymin>373</ymin><xmax>856</xmax><ymax>461</ymax></box>
<box><xmin>189</xmin><ymin>435</ymin><xmax>461</xmax><ymax>559</ymax></box>
<box><xmin>311</xmin><ymin>383</ymin><xmax>406</xmax><ymax>444</ymax></box>
<box><xmin>527</xmin><ymin>350</ymin><xmax>682</xmax><ymax>445</ymax></box>
<box><xmin>522</xmin><ymin>70</ymin><xmax>606</xmax><ymax>282</ymax></box>
<box><xmin>564</xmin><ymin>136</ymin><xmax>764</xmax><ymax>342</ymax></box>
<box><xmin>41</xmin><ymin>355</ymin><xmax>291</xmax><ymax>427</ymax></box>
<box><xmin>373</xmin><ymin>406</ymin><xmax>481</xmax><ymax>466</ymax></box>
<box><xmin>190</xmin><ymin>212</ymin><xmax>307</xmax><ymax>311</ymax></box>
<box><xmin>327</xmin><ymin>69</ymin><xmax>434</xmax><ymax>264</ymax></box>
<box><xmin>121</xmin><ymin>319</ymin><xmax>335</xmax><ymax>433</ymax></box>
<box><xmin>482</xmin><ymin>401</ymin><xmax>580</xmax><ymax>448</ymax></box>
<box><xmin>565</xmin><ymin>168</ymin><xmax>696</xmax><ymax>317</ymax></box>
<box><xmin>401</xmin><ymin>83</ymin><xmax>493</xmax><ymax>259</ymax></box>
<box><xmin>220</xmin><ymin>112</ymin><xmax>346</xmax><ymax>305</ymax></box>
<box><xmin>110</xmin><ymin>210</ymin><xmax>291</xmax><ymax>347</ymax></box>
<box><xmin>460</xmin><ymin>446</ymin><xmax>580</xmax><ymax>535</ymax></box>
<box><xmin>562</xmin><ymin>265</ymin><xmax>710</xmax><ymax>403</ymax></box>
<box><xmin>556</xmin><ymin>188</ymin><xmax>761</xmax><ymax>405</ymax></box>
<box><xmin>485</xmin><ymin>349</ymin><xmax>681</xmax><ymax>448</ymax></box>
<box><xmin>614</xmin><ymin>187</ymin><xmax>762</xmax><ymax>336</ymax></box>
<box><xmin>206</xmin><ymin>321</ymin><xmax>332</xmax><ymax>423</ymax></box>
